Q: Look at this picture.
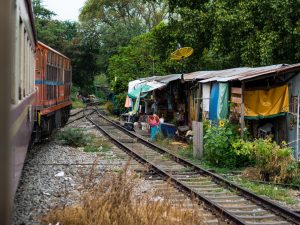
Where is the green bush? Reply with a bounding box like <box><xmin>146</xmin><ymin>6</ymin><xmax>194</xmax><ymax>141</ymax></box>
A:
<box><xmin>234</xmin><ymin>138</ymin><xmax>300</xmax><ymax>183</ymax></box>
<box><xmin>71</xmin><ymin>85</ymin><xmax>84</xmax><ymax>109</ymax></box>
<box><xmin>105</xmin><ymin>101</ymin><xmax>114</xmax><ymax>114</ymax></box>
<box><xmin>56</xmin><ymin>128</ymin><xmax>91</xmax><ymax>147</ymax></box>
<box><xmin>204</xmin><ymin>120</ymin><xmax>242</xmax><ymax>168</ymax></box>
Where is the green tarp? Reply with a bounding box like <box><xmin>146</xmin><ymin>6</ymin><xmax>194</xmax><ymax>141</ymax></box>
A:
<box><xmin>128</xmin><ymin>84</ymin><xmax>152</xmax><ymax>99</ymax></box>
<box><xmin>217</xmin><ymin>83</ymin><xmax>229</xmax><ymax>119</ymax></box>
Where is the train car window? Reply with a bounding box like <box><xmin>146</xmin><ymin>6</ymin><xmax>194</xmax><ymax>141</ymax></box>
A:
<box><xmin>46</xmin><ymin>85</ymin><xmax>49</xmax><ymax>100</ymax></box>
<box><xmin>47</xmin><ymin>51</ymin><xmax>50</xmax><ymax>64</ymax></box>
<box><xmin>51</xmin><ymin>52</ymin><xmax>54</xmax><ymax>65</ymax></box>
<box><xmin>25</xmin><ymin>37</ymin><xmax>29</xmax><ymax>96</ymax></box>
<box><xmin>37</xmin><ymin>49</ymin><xmax>41</xmax><ymax>70</ymax></box>
<box><xmin>31</xmin><ymin>47</ymin><xmax>33</xmax><ymax>92</ymax></box>
<box><xmin>40</xmin><ymin>49</ymin><xmax>44</xmax><ymax>70</ymax></box>
<box><xmin>18</xmin><ymin>21</ymin><xmax>22</xmax><ymax>100</ymax></box>
<box><xmin>54</xmin><ymin>86</ymin><xmax>57</xmax><ymax>98</ymax></box>
<box><xmin>22</xmin><ymin>28</ymin><xmax>26</xmax><ymax>98</ymax></box>
<box><xmin>49</xmin><ymin>66</ymin><xmax>51</xmax><ymax>81</ymax></box>
<box><xmin>12</xmin><ymin>18</ymin><xmax>20</xmax><ymax>104</ymax></box>
<box><xmin>46</xmin><ymin>65</ymin><xmax>49</xmax><ymax>80</ymax></box>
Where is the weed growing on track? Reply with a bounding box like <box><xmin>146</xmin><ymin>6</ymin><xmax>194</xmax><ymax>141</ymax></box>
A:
<box><xmin>42</xmin><ymin>166</ymin><xmax>203</xmax><ymax>225</ymax></box>
<box><xmin>55</xmin><ymin>128</ymin><xmax>91</xmax><ymax>147</ymax></box>
<box><xmin>56</xmin><ymin>128</ymin><xmax>113</xmax><ymax>153</ymax></box>
<box><xmin>231</xmin><ymin>177</ymin><xmax>297</xmax><ymax>204</ymax></box>
<box><xmin>86</xmin><ymin>136</ymin><xmax>112</xmax><ymax>152</ymax></box>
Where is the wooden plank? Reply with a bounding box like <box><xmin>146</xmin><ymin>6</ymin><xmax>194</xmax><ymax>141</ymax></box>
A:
<box><xmin>230</xmin><ymin>106</ymin><xmax>241</xmax><ymax>113</ymax></box>
<box><xmin>241</xmin><ymin>82</ymin><xmax>245</xmax><ymax>138</ymax></box>
<box><xmin>231</xmin><ymin>96</ymin><xmax>242</xmax><ymax>104</ymax></box>
<box><xmin>193</xmin><ymin>121</ymin><xmax>203</xmax><ymax>159</ymax></box>
<box><xmin>231</xmin><ymin>87</ymin><xmax>242</xmax><ymax>95</ymax></box>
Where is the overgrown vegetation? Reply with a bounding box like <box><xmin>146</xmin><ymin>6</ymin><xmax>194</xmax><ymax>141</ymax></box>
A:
<box><xmin>56</xmin><ymin>128</ymin><xmax>113</xmax><ymax>154</ymax></box>
<box><xmin>203</xmin><ymin>120</ymin><xmax>300</xmax><ymax>183</ymax></box>
<box><xmin>84</xmin><ymin>142</ymin><xmax>111</xmax><ymax>153</ymax></box>
<box><xmin>71</xmin><ymin>86</ymin><xmax>84</xmax><ymax>109</ymax></box>
<box><xmin>104</xmin><ymin>101</ymin><xmax>115</xmax><ymax>114</ymax></box>
<box><xmin>231</xmin><ymin>177</ymin><xmax>297</xmax><ymax>205</ymax></box>
<box><xmin>42</xmin><ymin>166</ymin><xmax>203</xmax><ymax>225</ymax></box>
<box><xmin>56</xmin><ymin>128</ymin><xmax>91</xmax><ymax>147</ymax></box>
<box><xmin>203</xmin><ymin>120</ymin><xmax>250</xmax><ymax>168</ymax></box>
<box><xmin>233</xmin><ymin>138</ymin><xmax>300</xmax><ymax>183</ymax></box>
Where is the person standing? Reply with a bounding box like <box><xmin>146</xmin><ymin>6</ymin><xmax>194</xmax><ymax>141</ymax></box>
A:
<box><xmin>148</xmin><ymin>114</ymin><xmax>160</xmax><ymax>142</ymax></box>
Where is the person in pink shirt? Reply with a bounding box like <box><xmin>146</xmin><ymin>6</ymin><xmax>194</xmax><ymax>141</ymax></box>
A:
<box><xmin>148</xmin><ymin>114</ymin><xmax>160</xmax><ymax>141</ymax></box>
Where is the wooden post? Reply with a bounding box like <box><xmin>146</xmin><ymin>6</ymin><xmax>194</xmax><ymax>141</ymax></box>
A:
<box><xmin>193</xmin><ymin>121</ymin><xmax>203</xmax><ymax>159</ymax></box>
<box><xmin>296</xmin><ymin>95</ymin><xmax>299</xmax><ymax>161</ymax></box>
<box><xmin>241</xmin><ymin>82</ymin><xmax>245</xmax><ymax>138</ymax></box>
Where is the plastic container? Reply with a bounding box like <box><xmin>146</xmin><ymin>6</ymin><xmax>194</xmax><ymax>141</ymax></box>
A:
<box><xmin>160</xmin><ymin>123</ymin><xmax>176</xmax><ymax>138</ymax></box>
<box><xmin>141</xmin><ymin>122</ymin><xmax>147</xmax><ymax>131</ymax></box>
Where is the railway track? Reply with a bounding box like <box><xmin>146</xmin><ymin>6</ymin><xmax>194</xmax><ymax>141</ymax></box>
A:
<box><xmin>84</xmin><ymin>105</ymin><xmax>300</xmax><ymax>225</ymax></box>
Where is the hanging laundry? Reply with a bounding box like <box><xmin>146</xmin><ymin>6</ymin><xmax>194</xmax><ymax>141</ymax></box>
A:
<box><xmin>124</xmin><ymin>96</ymin><xmax>131</xmax><ymax>108</ymax></box>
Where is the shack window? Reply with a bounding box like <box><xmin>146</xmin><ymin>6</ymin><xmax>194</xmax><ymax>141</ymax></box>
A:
<box><xmin>47</xmin><ymin>51</ymin><xmax>51</xmax><ymax>64</ymax></box>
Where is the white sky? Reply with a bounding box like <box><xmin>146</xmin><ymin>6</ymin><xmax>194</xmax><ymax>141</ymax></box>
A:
<box><xmin>42</xmin><ymin>0</ymin><xmax>87</xmax><ymax>21</ymax></box>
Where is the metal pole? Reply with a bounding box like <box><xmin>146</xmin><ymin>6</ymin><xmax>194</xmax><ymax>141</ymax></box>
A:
<box><xmin>296</xmin><ymin>95</ymin><xmax>299</xmax><ymax>161</ymax></box>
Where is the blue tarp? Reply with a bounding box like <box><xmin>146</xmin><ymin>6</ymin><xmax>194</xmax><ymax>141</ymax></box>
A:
<box><xmin>209</xmin><ymin>82</ymin><xmax>229</xmax><ymax>120</ymax></box>
<box><xmin>209</xmin><ymin>83</ymin><xmax>219</xmax><ymax>120</ymax></box>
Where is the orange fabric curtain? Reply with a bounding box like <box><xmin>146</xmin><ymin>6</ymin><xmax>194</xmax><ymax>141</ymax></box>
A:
<box><xmin>244</xmin><ymin>85</ymin><xmax>289</xmax><ymax>118</ymax></box>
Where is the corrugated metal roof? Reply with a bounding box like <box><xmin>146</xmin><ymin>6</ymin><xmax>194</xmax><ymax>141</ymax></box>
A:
<box><xmin>155</xmin><ymin>74</ymin><xmax>181</xmax><ymax>83</ymax></box>
<box><xmin>128</xmin><ymin>74</ymin><xmax>181</xmax><ymax>94</ymax></box>
<box><xmin>184</xmin><ymin>63</ymin><xmax>300</xmax><ymax>83</ymax></box>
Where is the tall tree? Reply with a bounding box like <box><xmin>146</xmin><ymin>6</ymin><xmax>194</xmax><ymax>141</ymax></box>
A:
<box><xmin>167</xmin><ymin>0</ymin><xmax>300</xmax><ymax>69</ymax></box>
<box><xmin>32</xmin><ymin>0</ymin><xmax>98</xmax><ymax>93</ymax></box>
<box><xmin>79</xmin><ymin>0</ymin><xmax>168</xmax><ymax>73</ymax></box>
<box><xmin>32</xmin><ymin>0</ymin><xmax>78</xmax><ymax>53</ymax></box>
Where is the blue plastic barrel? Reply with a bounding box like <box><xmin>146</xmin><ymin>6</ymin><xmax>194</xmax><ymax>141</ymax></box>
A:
<box><xmin>160</xmin><ymin>123</ymin><xmax>176</xmax><ymax>138</ymax></box>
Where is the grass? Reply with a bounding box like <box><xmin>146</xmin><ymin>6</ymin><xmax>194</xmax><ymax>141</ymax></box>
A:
<box><xmin>177</xmin><ymin>144</ymin><xmax>236</xmax><ymax>174</ymax></box>
<box><xmin>41</xmin><ymin>166</ymin><xmax>203</xmax><ymax>225</ymax></box>
<box><xmin>56</xmin><ymin>128</ymin><xmax>113</xmax><ymax>154</ymax></box>
<box><xmin>154</xmin><ymin>133</ymin><xmax>235</xmax><ymax>173</ymax></box>
<box><xmin>72</xmin><ymin>99</ymin><xmax>84</xmax><ymax>109</ymax></box>
<box><xmin>154</xmin><ymin>135</ymin><xmax>299</xmax><ymax>205</ymax></box>
<box><xmin>55</xmin><ymin>128</ymin><xmax>91</xmax><ymax>147</ymax></box>
<box><xmin>161</xmin><ymin>154</ymin><xmax>172</xmax><ymax>161</ymax></box>
<box><xmin>84</xmin><ymin>143</ymin><xmax>111</xmax><ymax>153</ymax></box>
<box><xmin>84</xmin><ymin>135</ymin><xmax>112</xmax><ymax>153</ymax></box>
<box><xmin>231</xmin><ymin>177</ymin><xmax>297</xmax><ymax>205</ymax></box>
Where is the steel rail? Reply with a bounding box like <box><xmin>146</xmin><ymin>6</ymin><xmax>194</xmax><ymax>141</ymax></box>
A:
<box><xmin>84</xmin><ymin>108</ymin><xmax>247</xmax><ymax>224</ymax></box>
<box><xmin>69</xmin><ymin>109</ymin><xmax>85</xmax><ymax>117</ymax></box>
<box><xmin>66</xmin><ymin>109</ymin><xmax>96</xmax><ymax>125</ymax></box>
<box><xmin>92</xmin><ymin>107</ymin><xmax>300</xmax><ymax>225</ymax></box>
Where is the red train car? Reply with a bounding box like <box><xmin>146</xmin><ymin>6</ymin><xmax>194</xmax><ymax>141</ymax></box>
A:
<box><xmin>34</xmin><ymin>41</ymin><xmax>72</xmax><ymax>139</ymax></box>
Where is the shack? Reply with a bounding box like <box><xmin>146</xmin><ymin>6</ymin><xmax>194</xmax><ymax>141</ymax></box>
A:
<box><xmin>123</xmin><ymin>74</ymin><xmax>190</xmax><ymax>137</ymax></box>
<box><xmin>183</xmin><ymin>63</ymin><xmax>300</xmax><ymax>159</ymax></box>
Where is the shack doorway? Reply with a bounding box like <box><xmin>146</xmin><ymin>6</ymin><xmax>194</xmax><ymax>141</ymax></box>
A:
<box><xmin>246</xmin><ymin>115</ymin><xmax>287</xmax><ymax>143</ymax></box>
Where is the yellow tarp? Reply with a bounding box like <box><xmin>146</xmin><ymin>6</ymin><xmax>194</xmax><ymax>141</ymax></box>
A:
<box><xmin>244</xmin><ymin>85</ymin><xmax>289</xmax><ymax>118</ymax></box>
